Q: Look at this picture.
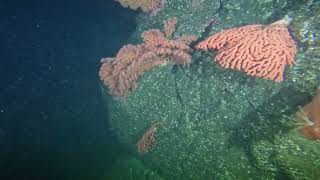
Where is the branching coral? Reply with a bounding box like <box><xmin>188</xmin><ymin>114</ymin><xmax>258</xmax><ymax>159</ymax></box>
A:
<box><xmin>196</xmin><ymin>18</ymin><xmax>297</xmax><ymax>82</ymax></box>
<box><xmin>99</xmin><ymin>45</ymin><xmax>165</xmax><ymax>97</ymax></box>
<box><xmin>99</xmin><ymin>18</ymin><xmax>197</xmax><ymax>97</ymax></box>
<box><xmin>142</xmin><ymin>18</ymin><xmax>197</xmax><ymax>66</ymax></box>
<box><xmin>115</xmin><ymin>0</ymin><xmax>164</xmax><ymax>13</ymax></box>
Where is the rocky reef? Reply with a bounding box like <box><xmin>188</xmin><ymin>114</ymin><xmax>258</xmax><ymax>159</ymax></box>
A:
<box><xmin>103</xmin><ymin>0</ymin><xmax>320</xmax><ymax>179</ymax></box>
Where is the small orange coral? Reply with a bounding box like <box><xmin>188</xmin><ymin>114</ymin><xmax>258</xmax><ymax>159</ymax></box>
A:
<box><xmin>115</xmin><ymin>0</ymin><xmax>163</xmax><ymax>13</ymax></box>
<box><xmin>137</xmin><ymin>122</ymin><xmax>162</xmax><ymax>154</ymax></box>
<box><xmin>196</xmin><ymin>18</ymin><xmax>297</xmax><ymax>82</ymax></box>
<box><xmin>296</xmin><ymin>88</ymin><xmax>320</xmax><ymax>140</ymax></box>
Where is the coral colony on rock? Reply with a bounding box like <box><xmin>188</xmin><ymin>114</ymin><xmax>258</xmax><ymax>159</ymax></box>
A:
<box><xmin>99</xmin><ymin>18</ymin><xmax>197</xmax><ymax>97</ymax></box>
<box><xmin>102</xmin><ymin>0</ymin><xmax>320</xmax><ymax>179</ymax></box>
<box><xmin>115</xmin><ymin>0</ymin><xmax>166</xmax><ymax>15</ymax></box>
<box><xmin>196</xmin><ymin>17</ymin><xmax>296</xmax><ymax>82</ymax></box>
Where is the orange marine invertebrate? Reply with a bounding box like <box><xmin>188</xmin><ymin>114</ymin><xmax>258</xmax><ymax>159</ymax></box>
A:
<box><xmin>99</xmin><ymin>44</ymin><xmax>165</xmax><ymax>97</ymax></box>
<box><xmin>115</xmin><ymin>0</ymin><xmax>164</xmax><ymax>13</ymax></box>
<box><xmin>99</xmin><ymin>18</ymin><xmax>197</xmax><ymax>97</ymax></box>
<box><xmin>196</xmin><ymin>18</ymin><xmax>297</xmax><ymax>82</ymax></box>
<box><xmin>141</xmin><ymin>18</ymin><xmax>197</xmax><ymax>66</ymax></box>
<box><xmin>296</xmin><ymin>88</ymin><xmax>320</xmax><ymax>140</ymax></box>
<box><xmin>137</xmin><ymin>122</ymin><xmax>163</xmax><ymax>154</ymax></box>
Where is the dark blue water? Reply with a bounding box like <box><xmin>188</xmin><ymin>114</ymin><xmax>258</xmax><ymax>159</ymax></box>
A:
<box><xmin>0</xmin><ymin>0</ymin><xmax>137</xmax><ymax>179</ymax></box>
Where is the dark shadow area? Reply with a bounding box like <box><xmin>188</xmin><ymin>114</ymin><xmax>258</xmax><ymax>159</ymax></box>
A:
<box><xmin>227</xmin><ymin>86</ymin><xmax>312</xmax><ymax>178</ymax></box>
<box><xmin>0</xmin><ymin>0</ymin><xmax>137</xmax><ymax>179</ymax></box>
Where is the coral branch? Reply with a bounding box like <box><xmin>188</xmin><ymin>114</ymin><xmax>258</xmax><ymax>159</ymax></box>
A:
<box><xmin>163</xmin><ymin>17</ymin><xmax>177</xmax><ymax>38</ymax></box>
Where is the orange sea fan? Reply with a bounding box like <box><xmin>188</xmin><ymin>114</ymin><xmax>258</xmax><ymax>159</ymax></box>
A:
<box><xmin>141</xmin><ymin>18</ymin><xmax>197</xmax><ymax>66</ymax></box>
<box><xmin>137</xmin><ymin>122</ymin><xmax>163</xmax><ymax>154</ymax></box>
<box><xmin>99</xmin><ymin>45</ymin><xmax>165</xmax><ymax>97</ymax></box>
<box><xmin>196</xmin><ymin>18</ymin><xmax>297</xmax><ymax>82</ymax></box>
<box><xmin>99</xmin><ymin>17</ymin><xmax>197</xmax><ymax>97</ymax></box>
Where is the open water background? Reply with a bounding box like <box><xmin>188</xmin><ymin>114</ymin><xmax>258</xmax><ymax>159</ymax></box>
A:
<box><xmin>0</xmin><ymin>0</ymin><xmax>137</xmax><ymax>179</ymax></box>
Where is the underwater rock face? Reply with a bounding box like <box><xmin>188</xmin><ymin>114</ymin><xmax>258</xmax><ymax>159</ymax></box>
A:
<box><xmin>105</xmin><ymin>64</ymin><xmax>282</xmax><ymax>179</ymax></box>
<box><xmin>104</xmin><ymin>0</ymin><xmax>320</xmax><ymax>179</ymax></box>
<box><xmin>290</xmin><ymin>1</ymin><xmax>320</xmax><ymax>50</ymax></box>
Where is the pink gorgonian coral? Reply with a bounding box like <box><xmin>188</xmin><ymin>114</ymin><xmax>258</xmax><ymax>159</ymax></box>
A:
<box><xmin>137</xmin><ymin>122</ymin><xmax>163</xmax><ymax>154</ymax></box>
<box><xmin>99</xmin><ymin>44</ymin><xmax>165</xmax><ymax>97</ymax></box>
<box><xmin>196</xmin><ymin>18</ymin><xmax>297</xmax><ymax>82</ymax></box>
<box><xmin>99</xmin><ymin>18</ymin><xmax>197</xmax><ymax>97</ymax></box>
<box><xmin>115</xmin><ymin>0</ymin><xmax>165</xmax><ymax>14</ymax></box>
